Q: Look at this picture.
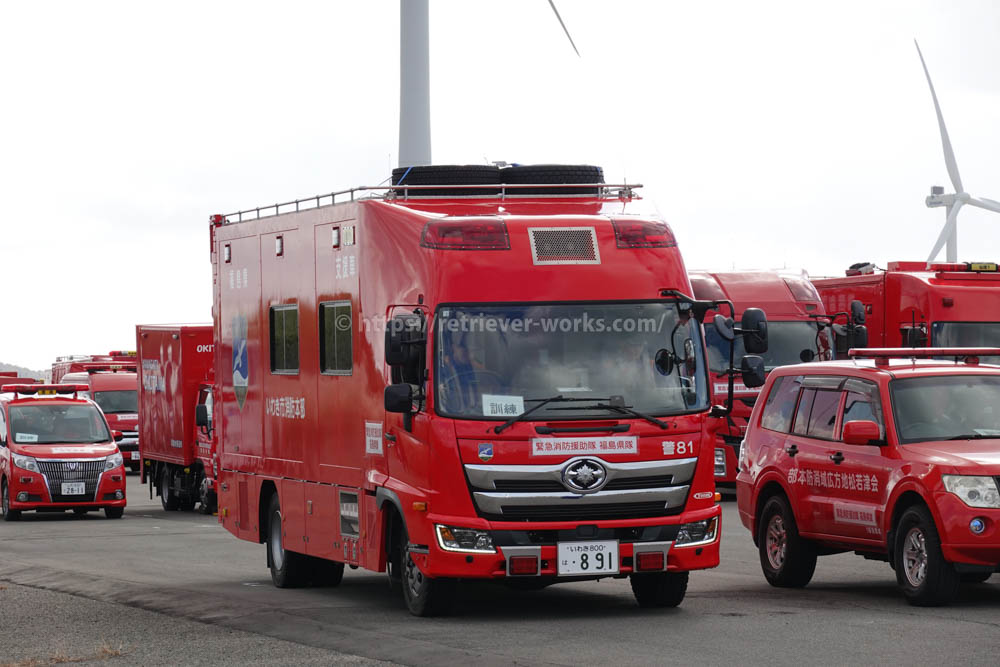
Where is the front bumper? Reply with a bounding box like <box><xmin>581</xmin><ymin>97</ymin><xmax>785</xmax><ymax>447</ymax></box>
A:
<box><xmin>411</xmin><ymin>504</ymin><xmax>722</xmax><ymax>579</ymax></box>
<box><xmin>935</xmin><ymin>494</ymin><xmax>1000</xmax><ymax>567</ymax></box>
<box><xmin>8</xmin><ymin>467</ymin><xmax>127</xmax><ymax>511</ymax></box>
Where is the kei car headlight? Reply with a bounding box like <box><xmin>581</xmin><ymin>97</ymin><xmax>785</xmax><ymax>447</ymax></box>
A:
<box><xmin>105</xmin><ymin>453</ymin><xmax>124</xmax><ymax>471</ymax></box>
<box><xmin>435</xmin><ymin>524</ymin><xmax>496</xmax><ymax>553</ymax></box>
<box><xmin>12</xmin><ymin>454</ymin><xmax>39</xmax><ymax>473</ymax></box>
<box><xmin>942</xmin><ymin>475</ymin><xmax>1000</xmax><ymax>509</ymax></box>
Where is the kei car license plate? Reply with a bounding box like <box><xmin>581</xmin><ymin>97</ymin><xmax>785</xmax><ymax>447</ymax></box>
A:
<box><xmin>130</xmin><ymin>451</ymin><xmax>141</xmax><ymax>460</ymax></box>
<box><xmin>557</xmin><ymin>540</ymin><xmax>619</xmax><ymax>575</ymax></box>
<box><xmin>61</xmin><ymin>482</ymin><xmax>86</xmax><ymax>495</ymax></box>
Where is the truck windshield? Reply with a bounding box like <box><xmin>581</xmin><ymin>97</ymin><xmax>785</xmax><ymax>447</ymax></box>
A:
<box><xmin>705</xmin><ymin>320</ymin><xmax>832</xmax><ymax>373</ymax></box>
<box><xmin>9</xmin><ymin>403</ymin><xmax>112</xmax><ymax>444</ymax></box>
<box><xmin>93</xmin><ymin>390</ymin><xmax>138</xmax><ymax>414</ymax></box>
<box><xmin>434</xmin><ymin>302</ymin><xmax>709</xmax><ymax>420</ymax></box>
<box><xmin>891</xmin><ymin>375</ymin><xmax>1000</xmax><ymax>443</ymax></box>
<box><xmin>931</xmin><ymin>322</ymin><xmax>1000</xmax><ymax>364</ymax></box>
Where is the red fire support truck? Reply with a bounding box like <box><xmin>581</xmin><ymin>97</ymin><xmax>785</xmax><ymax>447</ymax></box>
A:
<box><xmin>136</xmin><ymin>324</ymin><xmax>216</xmax><ymax>513</ymax></box>
<box><xmin>60</xmin><ymin>365</ymin><xmax>140</xmax><ymax>472</ymax></box>
<box><xmin>689</xmin><ymin>271</ymin><xmax>836</xmax><ymax>485</ymax></box>
<box><xmin>813</xmin><ymin>261</ymin><xmax>1000</xmax><ymax>360</ymax></box>
<box><xmin>51</xmin><ymin>352</ymin><xmax>136</xmax><ymax>383</ymax></box>
<box><xmin>208</xmin><ymin>165</ymin><xmax>768</xmax><ymax>615</ymax></box>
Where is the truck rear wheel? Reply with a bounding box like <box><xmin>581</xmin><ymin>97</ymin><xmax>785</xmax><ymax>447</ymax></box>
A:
<box><xmin>198</xmin><ymin>478</ymin><xmax>217</xmax><ymax>515</ymax></box>
<box><xmin>2</xmin><ymin>481</ymin><xmax>21</xmax><ymax>522</ymax></box>
<box><xmin>758</xmin><ymin>495</ymin><xmax>816</xmax><ymax>587</ymax></box>
<box><xmin>266</xmin><ymin>494</ymin><xmax>310</xmax><ymax>588</ymax></box>
<box><xmin>398</xmin><ymin>525</ymin><xmax>457</xmax><ymax>616</ymax></box>
<box><xmin>311</xmin><ymin>557</ymin><xmax>345</xmax><ymax>587</ymax></box>
<box><xmin>893</xmin><ymin>505</ymin><xmax>960</xmax><ymax>606</ymax></box>
<box><xmin>160</xmin><ymin>467</ymin><xmax>180</xmax><ymax>511</ymax></box>
<box><xmin>630</xmin><ymin>571</ymin><xmax>688</xmax><ymax>608</ymax></box>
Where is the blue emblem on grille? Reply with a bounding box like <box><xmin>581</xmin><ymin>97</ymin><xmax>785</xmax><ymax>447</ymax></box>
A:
<box><xmin>478</xmin><ymin>443</ymin><xmax>493</xmax><ymax>462</ymax></box>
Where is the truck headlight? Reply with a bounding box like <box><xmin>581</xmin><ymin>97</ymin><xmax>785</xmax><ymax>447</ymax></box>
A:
<box><xmin>714</xmin><ymin>448</ymin><xmax>726</xmax><ymax>476</ymax></box>
<box><xmin>943</xmin><ymin>475</ymin><xmax>1000</xmax><ymax>509</ymax></box>
<box><xmin>12</xmin><ymin>454</ymin><xmax>39</xmax><ymax>473</ymax></box>
<box><xmin>435</xmin><ymin>524</ymin><xmax>496</xmax><ymax>553</ymax></box>
<box><xmin>105</xmin><ymin>453</ymin><xmax>124</xmax><ymax>471</ymax></box>
<box><xmin>675</xmin><ymin>517</ymin><xmax>719</xmax><ymax>547</ymax></box>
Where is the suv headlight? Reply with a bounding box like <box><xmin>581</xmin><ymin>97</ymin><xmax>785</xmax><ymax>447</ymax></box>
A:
<box><xmin>12</xmin><ymin>454</ymin><xmax>39</xmax><ymax>473</ymax></box>
<box><xmin>435</xmin><ymin>524</ymin><xmax>496</xmax><ymax>553</ymax></box>
<box><xmin>675</xmin><ymin>517</ymin><xmax>719</xmax><ymax>547</ymax></box>
<box><xmin>943</xmin><ymin>475</ymin><xmax>1000</xmax><ymax>509</ymax></box>
<box><xmin>105</xmin><ymin>453</ymin><xmax>124</xmax><ymax>471</ymax></box>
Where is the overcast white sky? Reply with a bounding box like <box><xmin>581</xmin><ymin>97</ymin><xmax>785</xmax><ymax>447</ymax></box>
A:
<box><xmin>2</xmin><ymin>0</ymin><xmax>999</xmax><ymax>370</ymax></box>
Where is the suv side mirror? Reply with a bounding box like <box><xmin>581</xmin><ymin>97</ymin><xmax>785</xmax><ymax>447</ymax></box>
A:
<box><xmin>195</xmin><ymin>404</ymin><xmax>210</xmax><ymax>428</ymax></box>
<box><xmin>741</xmin><ymin>308</ymin><xmax>768</xmax><ymax>354</ymax></box>
<box><xmin>113</xmin><ymin>430</ymin><xmax>124</xmax><ymax>443</ymax></box>
<box><xmin>850</xmin><ymin>300</ymin><xmax>866</xmax><ymax>325</ymax></box>
<box><xmin>740</xmin><ymin>355</ymin><xmax>766</xmax><ymax>388</ymax></box>
<box><xmin>843</xmin><ymin>419</ymin><xmax>882</xmax><ymax>446</ymax></box>
<box><xmin>385</xmin><ymin>383</ymin><xmax>414</xmax><ymax>414</ymax></box>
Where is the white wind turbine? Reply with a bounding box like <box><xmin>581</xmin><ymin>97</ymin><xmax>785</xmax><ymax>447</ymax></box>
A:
<box><xmin>398</xmin><ymin>0</ymin><xmax>580</xmax><ymax>168</ymax></box>
<box><xmin>916</xmin><ymin>40</ymin><xmax>1000</xmax><ymax>266</ymax></box>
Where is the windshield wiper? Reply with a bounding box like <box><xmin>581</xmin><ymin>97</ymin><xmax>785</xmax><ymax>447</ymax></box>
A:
<box><xmin>552</xmin><ymin>398</ymin><xmax>669</xmax><ymax>430</ymax></box>
<box><xmin>945</xmin><ymin>433</ymin><xmax>1000</xmax><ymax>441</ymax></box>
<box><xmin>493</xmin><ymin>395</ymin><xmax>612</xmax><ymax>434</ymax></box>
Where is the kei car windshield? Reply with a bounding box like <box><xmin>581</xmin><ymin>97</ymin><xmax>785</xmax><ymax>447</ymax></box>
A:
<box><xmin>890</xmin><ymin>375</ymin><xmax>1000</xmax><ymax>443</ymax></box>
<box><xmin>931</xmin><ymin>322</ymin><xmax>1000</xmax><ymax>364</ymax></box>
<box><xmin>434</xmin><ymin>302</ymin><xmax>710</xmax><ymax>419</ymax></box>
<box><xmin>93</xmin><ymin>390</ymin><xmax>138</xmax><ymax>414</ymax></box>
<box><xmin>9</xmin><ymin>403</ymin><xmax>112</xmax><ymax>444</ymax></box>
<box><xmin>705</xmin><ymin>320</ymin><xmax>832</xmax><ymax>373</ymax></box>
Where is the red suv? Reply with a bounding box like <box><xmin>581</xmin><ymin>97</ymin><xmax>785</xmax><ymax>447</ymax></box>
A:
<box><xmin>736</xmin><ymin>348</ymin><xmax>1000</xmax><ymax>606</ymax></box>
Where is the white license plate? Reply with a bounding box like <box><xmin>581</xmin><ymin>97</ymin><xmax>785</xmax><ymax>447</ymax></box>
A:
<box><xmin>61</xmin><ymin>482</ymin><xmax>86</xmax><ymax>495</ymax></box>
<box><xmin>557</xmin><ymin>540</ymin><xmax>619</xmax><ymax>575</ymax></box>
<box><xmin>130</xmin><ymin>451</ymin><xmax>141</xmax><ymax>460</ymax></box>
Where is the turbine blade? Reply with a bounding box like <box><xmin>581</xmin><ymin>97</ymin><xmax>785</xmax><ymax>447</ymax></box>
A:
<box><xmin>968</xmin><ymin>197</ymin><xmax>1000</xmax><ymax>215</ymax></box>
<box><xmin>915</xmin><ymin>40</ymin><xmax>963</xmax><ymax>193</ymax></box>
<box><xmin>547</xmin><ymin>0</ymin><xmax>580</xmax><ymax>57</ymax></box>
<box><xmin>926</xmin><ymin>201</ymin><xmax>963</xmax><ymax>266</ymax></box>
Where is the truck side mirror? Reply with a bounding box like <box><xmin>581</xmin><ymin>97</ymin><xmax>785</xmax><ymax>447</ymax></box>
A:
<box><xmin>196</xmin><ymin>404</ymin><xmax>210</xmax><ymax>428</ymax></box>
<box><xmin>713</xmin><ymin>314</ymin><xmax>735</xmax><ymax>341</ymax></box>
<box><xmin>113</xmin><ymin>430</ymin><xmax>124</xmax><ymax>443</ymax></box>
<box><xmin>654</xmin><ymin>349</ymin><xmax>674</xmax><ymax>376</ymax></box>
<box><xmin>901</xmin><ymin>325</ymin><xmax>926</xmax><ymax>347</ymax></box>
<box><xmin>740</xmin><ymin>356</ymin><xmax>766</xmax><ymax>388</ymax></box>
<box><xmin>851</xmin><ymin>324</ymin><xmax>869</xmax><ymax>349</ymax></box>
<box><xmin>850</xmin><ymin>300</ymin><xmax>866</xmax><ymax>325</ymax></box>
<box><xmin>741</xmin><ymin>308</ymin><xmax>768</xmax><ymax>354</ymax></box>
<box><xmin>385</xmin><ymin>313</ymin><xmax>426</xmax><ymax>385</ymax></box>
<box><xmin>385</xmin><ymin>383</ymin><xmax>414</xmax><ymax>414</ymax></box>
<box><xmin>843</xmin><ymin>420</ymin><xmax>882</xmax><ymax>446</ymax></box>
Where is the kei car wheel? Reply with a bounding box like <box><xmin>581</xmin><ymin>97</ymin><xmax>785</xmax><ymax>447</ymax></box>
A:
<box><xmin>2</xmin><ymin>481</ymin><xmax>21</xmax><ymax>522</ymax></box>
<box><xmin>399</xmin><ymin>525</ymin><xmax>457</xmax><ymax>617</ymax></box>
<box><xmin>893</xmin><ymin>505</ymin><xmax>959</xmax><ymax>606</ymax></box>
<box><xmin>105</xmin><ymin>507</ymin><xmax>124</xmax><ymax>519</ymax></box>
<box><xmin>630</xmin><ymin>571</ymin><xmax>688</xmax><ymax>608</ymax></box>
<box><xmin>266</xmin><ymin>494</ymin><xmax>309</xmax><ymax>588</ymax></box>
<box><xmin>758</xmin><ymin>495</ymin><xmax>816</xmax><ymax>587</ymax></box>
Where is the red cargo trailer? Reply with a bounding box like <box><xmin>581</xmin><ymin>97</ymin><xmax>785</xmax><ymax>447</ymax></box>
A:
<box><xmin>136</xmin><ymin>324</ymin><xmax>216</xmax><ymax>513</ymax></box>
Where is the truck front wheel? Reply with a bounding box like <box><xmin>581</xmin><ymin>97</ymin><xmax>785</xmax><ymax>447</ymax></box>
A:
<box><xmin>266</xmin><ymin>494</ymin><xmax>309</xmax><ymax>588</ymax></box>
<box><xmin>397</xmin><ymin>525</ymin><xmax>457</xmax><ymax>616</ymax></box>
<box><xmin>160</xmin><ymin>467</ymin><xmax>180</xmax><ymax>511</ymax></box>
<box><xmin>893</xmin><ymin>505</ymin><xmax>959</xmax><ymax>606</ymax></box>
<box><xmin>630</xmin><ymin>571</ymin><xmax>688</xmax><ymax>608</ymax></box>
<box><xmin>758</xmin><ymin>495</ymin><xmax>816</xmax><ymax>587</ymax></box>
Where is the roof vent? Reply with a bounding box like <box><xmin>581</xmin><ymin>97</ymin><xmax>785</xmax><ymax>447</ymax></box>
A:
<box><xmin>528</xmin><ymin>227</ymin><xmax>600</xmax><ymax>265</ymax></box>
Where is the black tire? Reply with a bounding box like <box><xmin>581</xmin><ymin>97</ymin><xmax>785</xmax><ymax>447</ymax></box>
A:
<box><xmin>2</xmin><ymin>481</ymin><xmax>21</xmax><ymax>522</ymax></box>
<box><xmin>757</xmin><ymin>495</ymin><xmax>816</xmax><ymax>588</ymax></box>
<box><xmin>105</xmin><ymin>507</ymin><xmax>124</xmax><ymax>519</ymax></box>
<box><xmin>398</xmin><ymin>524</ymin><xmax>457</xmax><ymax>616</ymax></box>
<box><xmin>501</xmin><ymin>164</ymin><xmax>604</xmax><ymax>196</ymax></box>
<box><xmin>128</xmin><ymin>463</ymin><xmax>141</xmax><ymax>474</ymax></box>
<box><xmin>73</xmin><ymin>508</ymin><xmax>89</xmax><ymax>516</ymax></box>
<box><xmin>266</xmin><ymin>494</ymin><xmax>310</xmax><ymax>588</ymax></box>
<box><xmin>311</xmin><ymin>557</ymin><xmax>346</xmax><ymax>587</ymax></box>
<box><xmin>630</xmin><ymin>571</ymin><xmax>689</xmax><ymax>608</ymax></box>
<box><xmin>961</xmin><ymin>572</ymin><xmax>993</xmax><ymax>584</ymax></box>
<box><xmin>160</xmin><ymin>467</ymin><xmax>180</xmax><ymax>511</ymax></box>
<box><xmin>391</xmin><ymin>165</ymin><xmax>501</xmax><ymax>197</ymax></box>
<box><xmin>893</xmin><ymin>505</ymin><xmax>960</xmax><ymax>606</ymax></box>
<box><xmin>180</xmin><ymin>498</ymin><xmax>197</xmax><ymax>512</ymax></box>
<box><xmin>199</xmin><ymin>478</ymin><xmax>217</xmax><ymax>515</ymax></box>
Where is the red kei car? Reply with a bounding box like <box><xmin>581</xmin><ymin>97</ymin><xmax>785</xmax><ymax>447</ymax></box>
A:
<box><xmin>1</xmin><ymin>384</ymin><xmax>127</xmax><ymax>520</ymax></box>
<box><xmin>737</xmin><ymin>348</ymin><xmax>1000</xmax><ymax>606</ymax></box>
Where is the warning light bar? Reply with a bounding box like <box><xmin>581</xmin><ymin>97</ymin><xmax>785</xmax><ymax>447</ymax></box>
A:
<box><xmin>928</xmin><ymin>262</ymin><xmax>999</xmax><ymax>273</ymax></box>
<box><xmin>849</xmin><ymin>348</ymin><xmax>1000</xmax><ymax>366</ymax></box>
<box><xmin>1</xmin><ymin>383</ymin><xmax>90</xmax><ymax>396</ymax></box>
<box><xmin>107</xmin><ymin>350</ymin><xmax>137</xmax><ymax>357</ymax></box>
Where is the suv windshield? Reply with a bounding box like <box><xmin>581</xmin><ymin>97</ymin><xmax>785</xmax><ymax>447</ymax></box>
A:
<box><xmin>931</xmin><ymin>322</ymin><xmax>1000</xmax><ymax>364</ymax></box>
<box><xmin>9</xmin><ymin>403</ymin><xmax>112</xmax><ymax>444</ymax></box>
<box><xmin>891</xmin><ymin>375</ymin><xmax>1000</xmax><ymax>443</ymax></box>
<box><xmin>93</xmin><ymin>390</ymin><xmax>138</xmax><ymax>414</ymax></box>
<box><xmin>706</xmin><ymin>320</ymin><xmax>831</xmax><ymax>373</ymax></box>
<box><xmin>435</xmin><ymin>302</ymin><xmax>709</xmax><ymax>419</ymax></box>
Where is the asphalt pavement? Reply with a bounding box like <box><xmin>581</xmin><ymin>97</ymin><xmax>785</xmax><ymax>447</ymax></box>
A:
<box><xmin>0</xmin><ymin>475</ymin><xmax>997</xmax><ymax>666</ymax></box>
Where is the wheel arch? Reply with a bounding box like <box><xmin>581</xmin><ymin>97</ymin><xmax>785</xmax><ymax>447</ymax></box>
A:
<box><xmin>258</xmin><ymin>479</ymin><xmax>278</xmax><ymax>545</ymax></box>
<box><xmin>752</xmin><ymin>476</ymin><xmax>794</xmax><ymax>546</ymax></box>
<box><xmin>885</xmin><ymin>485</ymin><xmax>935</xmax><ymax>562</ymax></box>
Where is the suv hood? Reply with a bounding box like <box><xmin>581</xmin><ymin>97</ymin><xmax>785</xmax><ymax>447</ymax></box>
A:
<box><xmin>903</xmin><ymin>440</ymin><xmax>1000</xmax><ymax>468</ymax></box>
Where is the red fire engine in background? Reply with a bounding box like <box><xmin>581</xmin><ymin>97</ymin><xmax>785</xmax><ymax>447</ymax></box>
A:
<box><xmin>207</xmin><ymin>165</ymin><xmax>769</xmax><ymax>615</ymax></box>
<box><xmin>813</xmin><ymin>261</ymin><xmax>1000</xmax><ymax>358</ymax></box>
<box><xmin>60</xmin><ymin>365</ymin><xmax>140</xmax><ymax>471</ymax></box>
<box><xmin>136</xmin><ymin>324</ymin><xmax>216</xmax><ymax>513</ymax></box>
<box><xmin>689</xmin><ymin>271</ymin><xmax>835</xmax><ymax>485</ymax></box>
<box><xmin>51</xmin><ymin>351</ymin><xmax>136</xmax><ymax>383</ymax></box>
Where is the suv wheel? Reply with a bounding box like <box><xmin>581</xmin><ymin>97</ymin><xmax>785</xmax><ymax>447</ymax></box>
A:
<box><xmin>893</xmin><ymin>505</ymin><xmax>959</xmax><ymax>606</ymax></box>
<box><xmin>758</xmin><ymin>495</ymin><xmax>816</xmax><ymax>587</ymax></box>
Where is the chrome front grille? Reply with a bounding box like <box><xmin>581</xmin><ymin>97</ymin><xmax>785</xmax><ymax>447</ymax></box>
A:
<box><xmin>36</xmin><ymin>459</ymin><xmax>104</xmax><ymax>502</ymax></box>
<box><xmin>465</xmin><ymin>457</ymin><xmax>696</xmax><ymax>522</ymax></box>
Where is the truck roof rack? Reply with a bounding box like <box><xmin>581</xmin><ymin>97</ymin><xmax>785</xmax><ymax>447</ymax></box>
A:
<box><xmin>848</xmin><ymin>347</ymin><xmax>1000</xmax><ymax>366</ymax></box>
<box><xmin>211</xmin><ymin>182</ymin><xmax>642</xmax><ymax>225</ymax></box>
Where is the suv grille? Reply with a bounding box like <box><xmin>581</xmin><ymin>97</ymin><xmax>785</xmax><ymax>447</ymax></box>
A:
<box><xmin>36</xmin><ymin>459</ymin><xmax>104</xmax><ymax>502</ymax></box>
